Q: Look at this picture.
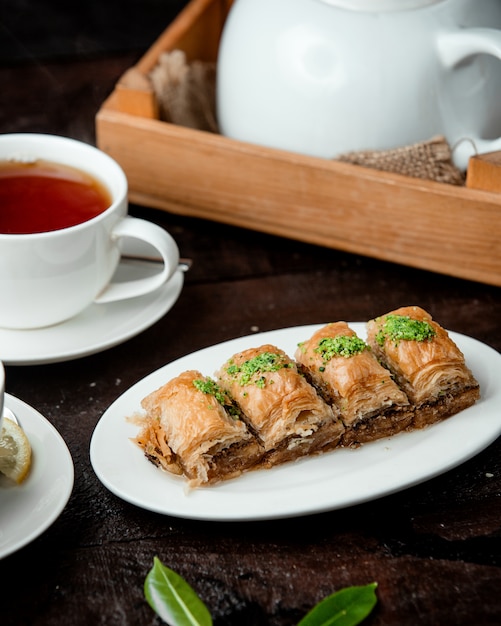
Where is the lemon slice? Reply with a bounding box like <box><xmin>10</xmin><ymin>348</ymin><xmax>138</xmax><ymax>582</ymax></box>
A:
<box><xmin>0</xmin><ymin>417</ymin><xmax>32</xmax><ymax>484</ymax></box>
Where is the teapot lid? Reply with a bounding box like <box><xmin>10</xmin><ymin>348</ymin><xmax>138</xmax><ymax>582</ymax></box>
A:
<box><xmin>317</xmin><ymin>0</ymin><xmax>445</xmax><ymax>11</ymax></box>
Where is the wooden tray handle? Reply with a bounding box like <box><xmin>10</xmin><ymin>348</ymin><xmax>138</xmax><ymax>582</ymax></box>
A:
<box><xmin>467</xmin><ymin>151</ymin><xmax>501</xmax><ymax>193</ymax></box>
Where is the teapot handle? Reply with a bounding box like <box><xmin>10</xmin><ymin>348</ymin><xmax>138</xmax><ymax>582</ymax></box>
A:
<box><xmin>437</xmin><ymin>28</ymin><xmax>501</xmax><ymax>169</ymax></box>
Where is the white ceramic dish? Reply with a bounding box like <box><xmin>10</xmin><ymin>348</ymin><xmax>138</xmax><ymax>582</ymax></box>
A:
<box><xmin>0</xmin><ymin>394</ymin><xmax>74</xmax><ymax>558</ymax></box>
<box><xmin>0</xmin><ymin>262</ymin><xmax>184</xmax><ymax>366</ymax></box>
<box><xmin>90</xmin><ymin>323</ymin><xmax>501</xmax><ymax>522</ymax></box>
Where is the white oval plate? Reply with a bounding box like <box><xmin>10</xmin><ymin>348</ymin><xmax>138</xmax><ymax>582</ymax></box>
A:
<box><xmin>0</xmin><ymin>394</ymin><xmax>74</xmax><ymax>558</ymax></box>
<box><xmin>90</xmin><ymin>324</ymin><xmax>501</xmax><ymax>522</ymax></box>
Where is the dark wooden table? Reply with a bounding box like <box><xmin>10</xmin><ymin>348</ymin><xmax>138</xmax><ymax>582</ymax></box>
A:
<box><xmin>1</xmin><ymin>4</ymin><xmax>501</xmax><ymax>625</ymax></box>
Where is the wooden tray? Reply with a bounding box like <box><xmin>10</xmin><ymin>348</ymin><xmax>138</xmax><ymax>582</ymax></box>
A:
<box><xmin>96</xmin><ymin>0</ymin><xmax>501</xmax><ymax>287</ymax></box>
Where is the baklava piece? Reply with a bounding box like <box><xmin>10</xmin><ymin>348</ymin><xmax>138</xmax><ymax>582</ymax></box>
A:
<box><xmin>295</xmin><ymin>322</ymin><xmax>412</xmax><ymax>446</ymax></box>
<box><xmin>366</xmin><ymin>306</ymin><xmax>480</xmax><ymax>428</ymax></box>
<box><xmin>135</xmin><ymin>370</ymin><xmax>263</xmax><ymax>487</ymax></box>
<box><xmin>215</xmin><ymin>344</ymin><xmax>345</xmax><ymax>465</ymax></box>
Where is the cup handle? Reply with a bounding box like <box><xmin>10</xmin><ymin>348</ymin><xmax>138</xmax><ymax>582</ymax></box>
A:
<box><xmin>437</xmin><ymin>28</ymin><xmax>501</xmax><ymax>168</ymax></box>
<box><xmin>94</xmin><ymin>216</ymin><xmax>180</xmax><ymax>304</ymax></box>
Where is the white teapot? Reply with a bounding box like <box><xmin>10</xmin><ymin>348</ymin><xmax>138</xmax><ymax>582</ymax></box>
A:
<box><xmin>216</xmin><ymin>0</ymin><xmax>501</xmax><ymax>170</ymax></box>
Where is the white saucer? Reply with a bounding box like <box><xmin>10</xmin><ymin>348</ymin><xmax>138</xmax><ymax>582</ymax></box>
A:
<box><xmin>0</xmin><ymin>394</ymin><xmax>74</xmax><ymax>559</ymax></box>
<box><xmin>0</xmin><ymin>261</ymin><xmax>184</xmax><ymax>366</ymax></box>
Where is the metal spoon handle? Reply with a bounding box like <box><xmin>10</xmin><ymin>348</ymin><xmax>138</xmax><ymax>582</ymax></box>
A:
<box><xmin>122</xmin><ymin>255</ymin><xmax>193</xmax><ymax>272</ymax></box>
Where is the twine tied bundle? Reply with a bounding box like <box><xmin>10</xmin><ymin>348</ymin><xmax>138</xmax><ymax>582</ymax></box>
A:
<box><xmin>150</xmin><ymin>50</ymin><xmax>465</xmax><ymax>186</ymax></box>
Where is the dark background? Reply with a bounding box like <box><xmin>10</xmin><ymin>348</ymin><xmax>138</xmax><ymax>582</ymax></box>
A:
<box><xmin>0</xmin><ymin>0</ymin><xmax>190</xmax><ymax>62</ymax></box>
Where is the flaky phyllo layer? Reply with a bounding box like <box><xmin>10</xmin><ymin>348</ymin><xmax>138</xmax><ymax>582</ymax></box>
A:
<box><xmin>136</xmin><ymin>370</ymin><xmax>263</xmax><ymax>488</ymax></box>
<box><xmin>133</xmin><ymin>307</ymin><xmax>480</xmax><ymax>487</ymax></box>
<box><xmin>215</xmin><ymin>344</ymin><xmax>344</xmax><ymax>464</ymax></box>
<box><xmin>294</xmin><ymin>321</ymin><xmax>413</xmax><ymax>446</ymax></box>
<box><xmin>366</xmin><ymin>306</ymin><xmax>480</xmax><ymax>428</ymax></box>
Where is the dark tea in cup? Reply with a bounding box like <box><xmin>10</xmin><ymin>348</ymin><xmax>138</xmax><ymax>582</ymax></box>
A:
<box><xmin>0</xmin><ymin>159</ymin><xmax>112</xmax><ymax>234</ymax></box>
<box><xmin>0</xmin><ymin>133</ymin><xmax>179</xmax><ymax>329</ymax></box>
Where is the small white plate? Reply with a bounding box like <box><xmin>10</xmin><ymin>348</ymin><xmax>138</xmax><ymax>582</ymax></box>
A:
<box><xmin>0</xmin><ymin>394</ymin><xmax>74</xmax><ymax>558</ymax></box>
<box><xmin>0</xmin><ymin>262</ymin><xmax>184</xmax><ymax>366</ymax></box>
<box><xmin>90</xmin><ymin>324</ymin><xmax>501</xmax><ymax>522</ymax></box>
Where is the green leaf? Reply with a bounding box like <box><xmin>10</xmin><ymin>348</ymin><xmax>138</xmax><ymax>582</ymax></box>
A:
<box><xmin>297</xmin><ymin>582</ymin><xmax>378</xmax><ymax>626</ymax></box>
<box><xmin>144</xmin><ymin>557</ymin><xmax>213</xmax><ymax>626</ymax></box>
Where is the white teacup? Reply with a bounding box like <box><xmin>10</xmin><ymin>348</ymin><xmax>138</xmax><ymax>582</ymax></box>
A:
<box><xmin>0</xmin><ymin>133</ymin><xmax>180</xmax><ymax>329</ymax></box>
<box><xmin>217</xmin><ymin>0</ymin><xmax>501</xmax><ymax>170</ymax></box>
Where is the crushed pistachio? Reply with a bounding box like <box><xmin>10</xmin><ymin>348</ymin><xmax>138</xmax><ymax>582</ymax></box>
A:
<box><xmin>296</xmin><ymin>341</ymin><xmax>307</xmax><ymax>354</ymax></box>
<box><xmin>376</xmin><ymin>314</ymin><xmax>436</xmax><ymax>346</ymax></box>
<box><xmin>225</xmin><ymin>351</ymin><xmax>293</xmax><ymax>387</ymax></box>
<box><xmin>193</xmin><ymin>378</ymin><xmax>241</xmax><ymax>417</ymax></box>
<box><xmin>314</xmin><ymin>335</ymin><xmax>368</xmax><ymax>363</ymax></box>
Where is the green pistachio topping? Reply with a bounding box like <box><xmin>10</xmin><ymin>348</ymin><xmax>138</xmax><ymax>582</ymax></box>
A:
<box><xmin>376</xmin><ymin>314</ymin><xmax>436</xmax><ymax>346</ymax></box>
<box><xmin>296</xmin><ymin>341</ymin><xmax>307</xmax><ymax>354</ymax></box>
<box><xmin>192</xmin><ymin>378</ymin><xmax>241</xmax><ymax>417</ymax></box>
<box><xmin>225</xmin><ymin>351</ymin><xmax>293</xmax><ymax>388</ymax></box>
<box><xmin>314</xmin><ymin>335</ymin><xmax>368</xmax><ymax>362</ymax></box>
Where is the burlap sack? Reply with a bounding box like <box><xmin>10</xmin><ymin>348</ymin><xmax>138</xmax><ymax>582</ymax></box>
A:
<box><xmin>338</xmin><ymin>136</ymin><xmax>465</xmax><ymax>185</ymax></box>
<box><xmin>150</xmin><ymin>49</ymin><xmax>218</xmax><ymax>133</ymax></box>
